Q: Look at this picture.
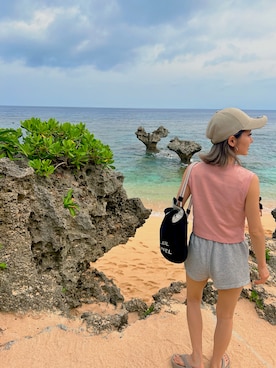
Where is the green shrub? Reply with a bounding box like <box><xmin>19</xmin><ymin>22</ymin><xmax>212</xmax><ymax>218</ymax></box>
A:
<box><xmin>29</xmin><ymin>159</ymin><xmax>55</xmax><ymax>177</ymax></box>
<box><xmin>265</xmin><ymin>248</ymin><xmax>271</xmax><ymax>261</ymax></box>
<box><xmin>63</xmin><ymin>189</ymin><xmax>80</xmax><ymax>217</ymax></box>
<box><xmin>0</xmin><ymin>244</ymin><xmax>7</xmax><ymax>270</ymax></box>
<box><xmin>0</xmin><ymin>262</ymin><xmax>7</xmax><ymax>270</ymax></box>
<box><xmin>0</xmin><ymin>118</ymin><xmax>114</xmax><ymax>176</ymax></box>
<box><xmin>0</xmin><ymin>128</ymin><xmax>22</xmax><ymax>159</ymax></box>
<box><xmin>250</xmin><ymin>289</ymin><xmax>264</xmax><ymax>310</ymax></box>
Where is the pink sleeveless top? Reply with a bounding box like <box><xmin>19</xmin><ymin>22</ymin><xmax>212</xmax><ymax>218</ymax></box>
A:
<box><xmin>188</xmin><ymin>162</ymin><xmax>254</xmax><ymax>243</ymax></box>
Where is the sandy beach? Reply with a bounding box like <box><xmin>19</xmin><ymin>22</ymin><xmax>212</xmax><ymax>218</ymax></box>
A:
<box><xmin>0</xmin><ymin>211</ymin><xmax>275</xmax><ymax>368</ymax></box>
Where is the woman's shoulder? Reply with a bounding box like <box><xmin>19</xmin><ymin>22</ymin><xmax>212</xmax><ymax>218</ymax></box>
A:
<box><xmin>234</xmin><ymin>164</ymin><xmax>255</xmax><ymax>176</ymax></box>
<box><xmin>191</xmin><ymin>162</ymin><xmax>255</xmax><ymax>178</ymax></box>
<box><xmin>233</xmin><ymin>165</ymin><xmax>256</xmax><ymax>187</ymax></box>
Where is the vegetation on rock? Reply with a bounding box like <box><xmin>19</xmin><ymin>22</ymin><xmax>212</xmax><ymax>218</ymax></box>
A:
<box><xmin>63</xmin><ymin>189</ymin><xmax>80</xmax><ymax>217</ymax></box>
<box><xmin>0</xmin><ymin>118</ymin><xmax>114</xmax><ymax>176</ymax></box>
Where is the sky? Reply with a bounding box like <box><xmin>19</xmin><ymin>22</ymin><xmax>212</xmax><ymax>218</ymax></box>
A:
<box><xmin>0</xmin><ymin>0</ymin><xmax>276</xmax><ymax>109</ymax></box>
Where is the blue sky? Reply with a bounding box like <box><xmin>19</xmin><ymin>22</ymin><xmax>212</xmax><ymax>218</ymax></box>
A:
<box><xmin>1</xmin><ymin>0</ymin><xmax>276</xmax><ymax>109</ymax></box>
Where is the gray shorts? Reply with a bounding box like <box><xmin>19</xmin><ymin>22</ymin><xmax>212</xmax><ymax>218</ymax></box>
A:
<box><xmin>185</xmin><ymin>233</ymin><xmax>250</xmax><ymax>289</ymax></box>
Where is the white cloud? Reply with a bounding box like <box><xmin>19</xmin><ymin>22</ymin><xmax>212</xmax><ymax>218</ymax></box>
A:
<box><xmin>0</xmin><ymin>0</ymin><xmax>276</xmax><ymax>108</ymax></box>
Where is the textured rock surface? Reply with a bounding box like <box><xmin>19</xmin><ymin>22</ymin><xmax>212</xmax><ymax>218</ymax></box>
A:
<box><xmin>0</xmin><ymin>158</ymin><xmax>151</xmax><ymax>313</ymax></box>
<box><xmin>135</xmin><ymin>126</ymin><xmax>169</xmax><ymax>153</ymax></box>
<box><xmin>167</xmin><ymin>137</ymin><xmax>202</xmax><ymax>164</ymax></box>
<box><xmin>241</xmin><ymin>237</ymin><xmax>276</xmax><ymax>325</ymax></box>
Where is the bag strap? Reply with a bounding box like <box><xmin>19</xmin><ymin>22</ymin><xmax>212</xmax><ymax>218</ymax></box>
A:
<box><xmin>176</xmin><ymin>162</ymin><xmax>197</xmax><ymax>216</ymax></box>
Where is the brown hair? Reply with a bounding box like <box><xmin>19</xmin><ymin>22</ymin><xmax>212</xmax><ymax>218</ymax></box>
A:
<box><xmin>199</xmin><ymin>139</ymin><xmax>241</xmax><ymax>166</ymax></box>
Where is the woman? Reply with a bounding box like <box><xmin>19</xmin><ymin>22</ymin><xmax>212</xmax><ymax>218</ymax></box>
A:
<box><xmin>171</xmin><ymin>108</ymin><xmax>270</xmax><ymax>368</ymax></box>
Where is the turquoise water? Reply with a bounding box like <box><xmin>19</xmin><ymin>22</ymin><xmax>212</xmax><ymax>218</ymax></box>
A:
<box><xmin>0</xmin><ymin>106</ymin><xmax>275</xmax><ymax>213</ymax></box>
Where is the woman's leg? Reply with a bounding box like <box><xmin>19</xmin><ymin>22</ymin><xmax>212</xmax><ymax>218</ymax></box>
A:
<box><xmin>173</xmin><ymin>274</ymin><xmax>207</xmax><ymax>368</ymax></box>
<box><xmin>186</xmin><ymin>274</ymin><xmax>208</xmax><ymax>367</ymax></box>
<box><xmin>210</xmin><ymin>287</ymin><xmax>243</xmax><ymax>368</ymax></box>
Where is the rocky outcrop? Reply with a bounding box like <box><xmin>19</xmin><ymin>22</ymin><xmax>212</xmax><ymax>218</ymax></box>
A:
<box><xmin>135</xmin><ymin>126</ymin><xmax>169</xmax><ymax>153</ymax></box>
<box><xmin>0</xmin><ymin>158</ymin><xmax>151</xmax><ymax>313</ymax></box>
<box><xmin>167</xmin><ymin>138</ymin><xmax>202</xmax><ymax>164</ymax></box>
<box><xmin>241</xmin><ymin>236</ymin><xmax>276</xmax><ymax>325</ymax></box>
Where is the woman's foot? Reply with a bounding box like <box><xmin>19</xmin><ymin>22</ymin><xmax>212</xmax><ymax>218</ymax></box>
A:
<box><xmin>171</xmin><ymin>354</ymin><xmax>204</xmax><ymax>368</ymax></box>
<box><xmin>210</xmin><ymin>353</ymin><xmax>230</xmax><ymax>368</ymax></box>
<box><xmin>221</xmin><ymin>353</ymin><xmax>230</xmax><ymax>368</ymax></box>
<box><xmin>171</xmin><ymin>354</ymin><xmax>192</xmax><ymax>368</ymax></box>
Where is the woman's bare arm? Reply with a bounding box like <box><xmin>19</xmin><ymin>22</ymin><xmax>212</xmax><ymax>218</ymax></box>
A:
<box><xmin>245</xmin><ymin>174</ymin><xmax>269</xmax><ymax>284</ymax></box>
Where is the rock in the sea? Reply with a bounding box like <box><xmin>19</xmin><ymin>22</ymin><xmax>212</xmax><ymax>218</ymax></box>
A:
<box><xmin>167</xmin><ymin>137</ymin><xmax>202</xmax><ymax>164</ymax></box>
<box><xmin>135</xmin><ymin>126</ymin><xmax>169</xmax><ymax>153</ymax></box>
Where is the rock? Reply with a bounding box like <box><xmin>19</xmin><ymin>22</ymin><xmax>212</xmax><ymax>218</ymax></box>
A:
<box><xmin>81</xmin><ymin>309</ymin><xmax>128</xmax><ymax>334</ymax></box>
<box><xmin>124</xmin><ymin>298</ymin><xmax>148</xmax><ymax>313</ymax></box>
<box><xmin>124</xmin><ymin>298</ymin><xmax>149</xmax><ymax>318</ymax></box>
<box><xmin>241</xmin><ymin>285</ymin><xmax>276</xmax><ymax>325</ymax></box>
<box><xmin>152</xmin><ymin>281</ymin><xmax>186</xmax><ymax>305</ymax></box>
<box><xmin>202</xmin><ymin>282</ymin><xmax>218</xmax><ymax>305</ymax></box>
<box><xmin>242</xmin><ymin>235</ymin><xmax>276</xmax><ymax>325</ymax></box>
<box><xmin>135</xmin><ymin>126</ymin><xmax>169</xmax><ymax>153</ymax></box>
<box><xmin>0</xmin><ymin>158</ymin><xmax>151</xmax><ymax>313</ymax></box>
<box><xmin>72</xmin><ymin>268</ymin><xmax>125</xmax><ymax>307</ymax></box>
<box><xmin>167</xmin><ymin>137</ymin><xmax>202</xmax><ymax>164</ymax></box>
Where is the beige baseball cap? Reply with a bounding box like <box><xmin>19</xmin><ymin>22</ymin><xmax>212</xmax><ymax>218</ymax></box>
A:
<box><xmin>206</xmin><ymin>107</ymin><xmax>267</xmax><ymax>144</ymax></box>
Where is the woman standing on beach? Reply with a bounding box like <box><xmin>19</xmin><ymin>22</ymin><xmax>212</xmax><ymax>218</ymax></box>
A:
<box><xmin>171</xmin><ymin>108</ymin><xmax>270</xmax><ymax>368</ymax></box>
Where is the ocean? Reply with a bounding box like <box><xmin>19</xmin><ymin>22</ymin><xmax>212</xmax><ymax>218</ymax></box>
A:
<box><xmin>0</xmin><ymin>106</ymin><xmax>275</xmax><ymax>214</ymax></box>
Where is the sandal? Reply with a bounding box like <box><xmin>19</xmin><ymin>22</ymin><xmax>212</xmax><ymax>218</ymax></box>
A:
<box><xmin>221</xmin><ymin>353</ymin><xmax>230</xmax><ymax>368</ymax></box>
<box><xmin>171</xmin><ymin>354</ymin><xmax>192</xmax><ymax>368</ymax></box>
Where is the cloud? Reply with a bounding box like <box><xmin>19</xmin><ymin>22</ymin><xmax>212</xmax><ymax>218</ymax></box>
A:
<box><xmin>0</xmin><ymin>0</ymin><xmax>276</xmax><ymax>108</ymax></box>
<box><xmin>0</xmin><ymin>0</ymin><xmax>244</xmax><ymax>70</ymax></box>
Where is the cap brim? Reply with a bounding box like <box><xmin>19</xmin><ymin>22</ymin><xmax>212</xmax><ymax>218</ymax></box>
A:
<box><xmin>246</xmin><ymin>115</ymin><xmax>267</xmax><ymax>130</ymax></box>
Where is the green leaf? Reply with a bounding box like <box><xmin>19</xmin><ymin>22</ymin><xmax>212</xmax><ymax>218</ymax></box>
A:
<box><xmin>29</xmin><ymin>159</ymin><xmax>55</xmax><ymax>177</ymax></box>
<box><xmin>63</xmin><ymin>189</ymin><xmax>80</xmax><ymax>217</ymax></box>
<box><xmin>0</xmin><ymin>262</ymin><xmax>7</xmax><ymax>269</ymax></box>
